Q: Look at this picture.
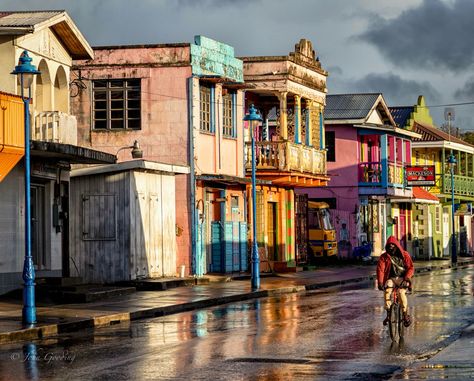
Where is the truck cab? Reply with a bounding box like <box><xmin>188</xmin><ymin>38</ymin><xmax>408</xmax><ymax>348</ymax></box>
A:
<box><xmin>308</xmin><ymin>201</ymin><xmax>338</xmax><ymax>259</ymax></box>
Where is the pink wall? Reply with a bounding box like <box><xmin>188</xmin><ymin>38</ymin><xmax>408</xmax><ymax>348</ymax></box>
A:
<box><xmin>72</xmin><ymin>45</ymin><xmax>193</xmax><ymax>272</ymax></box>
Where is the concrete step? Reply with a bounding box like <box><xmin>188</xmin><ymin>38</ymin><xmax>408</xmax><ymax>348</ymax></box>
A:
<box><xmin>37</xmin><ymin>277</ymin><xmax>83</xmax><ymax>287</ymax></box>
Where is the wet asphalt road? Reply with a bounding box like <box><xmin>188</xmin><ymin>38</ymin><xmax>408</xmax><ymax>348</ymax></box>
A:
<box><xmin>0</xmin><ymin>266</ymin><xmax>472</xmax><ymax>381</ymax></box>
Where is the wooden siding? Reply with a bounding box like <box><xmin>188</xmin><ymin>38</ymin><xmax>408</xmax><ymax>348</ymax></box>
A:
<box><xmin>69</xmin><ymin>171</ymin><xmax>130</xmax><ymax>283</ymax></box>
<box><xmin>70</xmin><ymin>169</ymin><xmax>177</xmax><ymax>283</ymax></box>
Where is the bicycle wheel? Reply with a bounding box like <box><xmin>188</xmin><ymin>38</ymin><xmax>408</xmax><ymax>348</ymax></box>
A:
<box><xmin>388</xmin><ymin>303</ymin><xmax>399</xmax><ymax>341</ymax></box>
<box><xmin>398</xmin><ymin>304</ymin><xmax>405</xmax><ymax>340</ymax></box>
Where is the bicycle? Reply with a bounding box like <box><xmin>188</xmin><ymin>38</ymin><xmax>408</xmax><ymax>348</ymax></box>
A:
<box><xmin>387</xmin><ymin>284</ymin><xmax>409</xmax><ymax>342</ymax></box>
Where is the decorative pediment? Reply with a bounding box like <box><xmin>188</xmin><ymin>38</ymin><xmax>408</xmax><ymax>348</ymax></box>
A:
<box><xmin>290</xmin><ymin>39</ymin><xmax>323</xmax><ymax>71</ymax></box>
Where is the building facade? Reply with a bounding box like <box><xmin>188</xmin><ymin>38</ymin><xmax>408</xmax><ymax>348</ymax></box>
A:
<box><xmin>307</xmin><ymin>93</ymin><xmax>420</xmax><ymax>256</ymax></box>
<box><xmin>0</xmin><ymin>11</ymin><xmax>115</xmax><ymax>294</ymax></box>
<box><xmin>393</xmin><ymin>96</ymin><xmax>474</xmax><ymax>257</ymax></box>
<box><xmin>72</xmin><ymin>36</ymin><xmax>248</xmax><ymax>276</ymax></box>
<box><xmin>242</xmin><ymin>39</ymin><xmax>330</xmax><ymax>270</ymax></box>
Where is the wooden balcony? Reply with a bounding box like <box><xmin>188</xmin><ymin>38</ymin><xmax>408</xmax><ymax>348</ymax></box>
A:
<box><xmin>359</xmin><ymin>161</ymin><xmax>406</xmax><ymax>188</ymax></box>
<box><xmin>244</xmin><ymin>140</ymin><xmax>328</xmax><ymax>186</ymax></box>
<box><xmin>34</xmin><ymin>111</ymin><xmax>78</xmax><ymax>145</ymax></box>
<box><xmin>442</xmin><ymin>174</ymin><xmax>474</xmax><ymax>198</ymax></box>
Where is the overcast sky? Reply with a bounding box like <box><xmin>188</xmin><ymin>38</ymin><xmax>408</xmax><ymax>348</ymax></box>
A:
<box><xmin>3</xmin><ymin>0</ymin><xmax>474</xmax><ymax>131</ymax></box>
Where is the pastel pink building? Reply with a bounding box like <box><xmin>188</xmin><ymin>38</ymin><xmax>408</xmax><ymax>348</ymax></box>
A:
<box><xmin>301</xmin><ymin>94</ymin><xmax>418</xmax><ymax>256</ymax></box>
<box><xmin>72</xmin><ymin>36</ymin><xmax>248</xmax><ymax>278</ymax></box>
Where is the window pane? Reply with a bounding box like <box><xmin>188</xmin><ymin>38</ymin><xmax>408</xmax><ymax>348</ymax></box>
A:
<box><xmin>128</xmin><ymin>100</ymin><xmax>140</xmax><ymax>109</ymax></box>
<box><xmin>111</xmin><ymin>119</ymin><xmax>124</xmax><ymax>129</ymax></box>
<box><xmin>94</xmin><ymin>100</ymin><xmax>107</xmax><ymax>110</ymax></box>
<box><xmin>111</xmin><ymin>100</ymin><xmax>124</xmax><ymax>109</ymax></box>
<box><xmin>111</xmin><ymin>91</ymin><xmax>123</xmax><ymax>100</ymax></box>
<box><xmin>111</xmin><ymin>110</ymin><xmax>124</xmax><ymax>119</ymax></box>
<box><xmin>94</xmin><ymin>120</ymin><xmax>107</xmax><ymax>129</ymax></box>
<box><xmin>93</xmin><ymin>81</ymin><xmax>106</xmax><ymax>88</ymax></box>
<box><xmin>94</xmin><ymin>110</ymin><xmax>107</xmax><ymax>119</ymax></box>
<box><xmin>128</xmin><ymin>119</ymin><xmax>141</xmax><ymax>129</ymax></box>
<box><xmin>127</xmin><ymin>90</ymin><xmax>140</xmax><ymax>99</ymax></box>
<box><xmin>128</xmin><ymin>110</ymin><xmax>140</xmax><ymax>119</ymax></box>
<box><xmin>110</xmin><ymin>80</ymin><xmax>124</xmax><ymax>88</ymax></box>
<box><xmin>94</xmin><ymin>91</ymin><xmax>106</xmax><ymax>100</ymax></box>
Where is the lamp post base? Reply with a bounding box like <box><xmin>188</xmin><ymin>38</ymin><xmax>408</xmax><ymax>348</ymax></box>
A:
<box><xmin>22</xmin><ymin>283</ymin><xmax>36</xmax><ymax>325</ymax></box>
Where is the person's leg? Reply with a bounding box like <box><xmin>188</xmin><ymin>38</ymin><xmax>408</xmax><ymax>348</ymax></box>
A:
<box><xmin>384</xmin><ymin>279</ymin><xmax>394</xmax><ymax>310</ymax></box>
<box><xmin>399</xmin><ymin>288</ymin><xmax>408</xmax><ymax>313</ymax></box>
<box><xmin>399</xmin><ymin>286</ymin><xmax>412</xmax><ymax>327</ymax></box>
<box><xmin>383</xmin><ymin>279</ymin><xmax>394</xmax><ymax>325</ymax></box>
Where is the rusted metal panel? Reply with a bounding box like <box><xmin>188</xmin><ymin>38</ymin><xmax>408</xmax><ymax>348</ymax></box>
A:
<box><xmin>0</xmin><ymin>92</ymin><xmax>24</xmax><ymax>182</ymax></box>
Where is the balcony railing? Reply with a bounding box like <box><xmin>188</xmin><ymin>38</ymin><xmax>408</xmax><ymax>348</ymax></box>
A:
<box><xmin>358</xmin><ymin>162</ymin><xmax>382</xmax><ymax>184</ymax></box>
<box><xmin>388</xmin><ymin>161</ymin><xmax>405</xmax><ymax>186</ymax></box>
<box><xmin>359</xmin><ymin>160</ymin><xmax>406</xmax><ymax>187</ymax></box>
<box><xmin>442</xmin><ymin>174</ymin><xmax>474</xmax><ymax>197</ymax></box>
<box><xmin>34</xmin><ymin>111</ymin><xmax>77</xmax><ymax>145</ymax></box>
<box><xmin>244</xmin><ymin>140</ymin><xmax>326</xmax><ymax>176</ymax></box>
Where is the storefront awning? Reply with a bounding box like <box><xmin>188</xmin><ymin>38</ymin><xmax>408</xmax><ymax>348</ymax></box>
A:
<box><xmin>391</xmin><ymin>187</ymin><xmax>439</xmax><ymax>204</ymax></box>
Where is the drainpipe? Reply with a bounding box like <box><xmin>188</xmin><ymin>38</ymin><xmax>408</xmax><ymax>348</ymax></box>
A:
<box><xmin>188</xmin><ymin>76</ymin><xmax>197</xmax><ymax>275</ymax></box>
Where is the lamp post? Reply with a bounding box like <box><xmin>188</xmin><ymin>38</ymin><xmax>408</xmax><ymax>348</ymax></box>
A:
<box><xmin>445</xmin><ymin>109</ymin><xmax>457</xmax><ymax>265</ymax></box>
<box><xmin>11</xmin><ymin>50</ymin><xmax>40</xmax><ymax>325</ymax></box>
<box><xmin>447</xmin><ymin>152</ymin><xmax>457</xmax><ymax>264</ymax></box>
<box><xmin>244</xmin><ymin>105</ymin><xmax>262</xmax><ymax>291</ymax></box>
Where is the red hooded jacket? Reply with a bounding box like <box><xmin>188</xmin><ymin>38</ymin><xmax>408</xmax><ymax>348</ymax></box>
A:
<box><xmin>376</xmin><ymin>236</ymin><xmax>414</xmax><ymax>287</ymax></box>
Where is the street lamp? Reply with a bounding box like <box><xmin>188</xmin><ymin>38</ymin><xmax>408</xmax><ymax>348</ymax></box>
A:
<box><xmin>244</xmin><ymin>104</ymin><xmax>262</xmax><ymax>291</ymax></box>
<box><xmin>115</xmin><ymin>140</ymin><xmax>143</xmax><ymax>161</ymax></box>
<box><xmin>447</xmin><ymin>152</ymin><xmax>457</xmax><ymax>264</ymax></box>
<box><xmin>11</xmin><ymin>50</ymin><xmax>40</xmax><ymax>325</ymax></box>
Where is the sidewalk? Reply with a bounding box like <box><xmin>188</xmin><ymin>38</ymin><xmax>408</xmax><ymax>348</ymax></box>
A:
<box><xmin>0</xmin><ymin>258</ymin><xmax>471</xmax><ymax>345</ymax></box>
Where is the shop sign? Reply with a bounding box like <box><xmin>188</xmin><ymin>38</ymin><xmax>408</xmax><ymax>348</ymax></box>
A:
<box><xmin>405</xmin><ymin>165</ymin><xmax>435</xmax><ymax>186</ymax></box>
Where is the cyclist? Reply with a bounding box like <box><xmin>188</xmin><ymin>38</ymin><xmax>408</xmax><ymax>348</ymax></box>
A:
<box><xmin>377</xmin><ymin>235</ymin><xmax>414</xmax><ymax>327</ymax></box>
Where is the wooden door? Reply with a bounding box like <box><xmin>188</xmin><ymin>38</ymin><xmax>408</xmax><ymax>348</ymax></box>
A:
<box><xmin>267</xmin><ymin>202</ymin><xmax>277</xmax><ymax>261</ymax></box>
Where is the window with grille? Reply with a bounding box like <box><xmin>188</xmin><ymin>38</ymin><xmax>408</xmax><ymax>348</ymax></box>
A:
<box><xmin>223</xmin><ymin>92</ymin><xmax>235</xmax><ymax>137</ymax></box>
<box><xmin>200</xmin><ymin>85</ymin><xmax>211</xmax><ymax>132</ymax></box>
<box><xmin>92</xmin><ymin>79</ymin><xmax>141</xmax><ymax>130</ymax></box>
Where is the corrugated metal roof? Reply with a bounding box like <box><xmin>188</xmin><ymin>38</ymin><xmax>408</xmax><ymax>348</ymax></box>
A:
<box><xmin>413</xmin><ymin>122</ymin><xmax>474</xmax><ymax>147</ymax></box>
<box><xmin>325</xmin><ymin>93</ymin><xmax>381</xmax><ymax>120</ymax></box>
<box><xmin>0</xmin><ymin>11</ymin><xmax>63</xmax><ymax>28</ymax></box>
<box><xmin>389</xmin><ymin>106</ymin><xmax>413</xmax><ymax>128</ymax></box>
<box><xmin>0</xmin><ymin>10</ymin><xmax>93</xmax><ymax>59</ymax></box>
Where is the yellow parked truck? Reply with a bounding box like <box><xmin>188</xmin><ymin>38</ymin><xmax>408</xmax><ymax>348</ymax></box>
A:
<box><xmin>307</xmin><ymin>201</ymin><xmax>338</xmax><ymax>259</ymax></box>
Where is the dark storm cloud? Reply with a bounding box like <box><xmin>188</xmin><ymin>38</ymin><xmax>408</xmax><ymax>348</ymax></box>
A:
<box><xmin>327</xmin><ymin>66</ymin><xmax>343</xmax><ymax>76</ymax></box>
<box><xmin>454</xmin><ymin>78</ymin><xmax>474</xmax><ymax>100</ymax></box>
<box><xmin>350</xmin><ymin>72</ymin><xmax>440</xmax><ymax>106</ymax></box>
<box><xmin>176</xmin><ymin>0</ymin><xmax>258</xmax><ymax>7</ymax></box>
<box><xmin>358</xmin><ymin>0</ymin><xmax>474</xmax><ymax>72</ymax></box>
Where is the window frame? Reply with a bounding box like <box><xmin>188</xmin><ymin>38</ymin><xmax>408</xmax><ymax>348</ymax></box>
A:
<box><xmin>92</xmin><ymin>79</ymin><xmax>141</xmax><ymax>131</ymax></box>
<box><xmin>199</xmin><ymin>84</ymin><xmax>212</xmax><ymax>133</ymax></box>
<box><xmin>222</xmin><ymin>90</ymin><xmax>236</xmax><ymax>138</ymax></box>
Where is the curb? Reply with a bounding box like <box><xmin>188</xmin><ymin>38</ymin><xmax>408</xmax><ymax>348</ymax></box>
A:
<box><xmin>0</xmin><ymin>261</ymin><xmax>471</xmax><ymax>345</ymax></box>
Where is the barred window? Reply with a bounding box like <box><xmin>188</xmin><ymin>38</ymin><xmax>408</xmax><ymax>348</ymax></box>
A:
<box><xmin>200</xmin><ymin>85</ymin><xmax>211</xmax><ymax>132</ymax></box>
<box><xmin>222</xmin><ymin>92</ymin><xmax>234</xmax><ymax>137</ymax></box>
<box><xmin>92</xmin><ymin>79</ymin><xmax>141</xmax><ymax>130</ymax></box>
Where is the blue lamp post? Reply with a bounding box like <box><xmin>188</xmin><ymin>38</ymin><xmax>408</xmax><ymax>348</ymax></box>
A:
<box><xmin>244</xmin><ymin>105</ymin><xmax>262</xmax><ymax>291</ymax></box>
<box><xmin>11</xmin><ymin>51</ymin><xmax>40</xmax><ymax>325</ymax></box>
<box><xmin>447</xmin><ymin>152</ymin><xmax>457</xmax><ymax>265</ymax></box>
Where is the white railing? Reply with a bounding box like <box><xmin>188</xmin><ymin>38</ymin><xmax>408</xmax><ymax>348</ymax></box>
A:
<box><xmin>34</xmin><ymin>111</ymin><xmax>78</xmax><ymax>145</ymax></box>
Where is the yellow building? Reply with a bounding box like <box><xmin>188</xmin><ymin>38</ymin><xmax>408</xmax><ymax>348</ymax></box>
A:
<box><xmin>391</xmin><ymin>96</ymin><xmax>474</xmax><ymax>258</ymax></box>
